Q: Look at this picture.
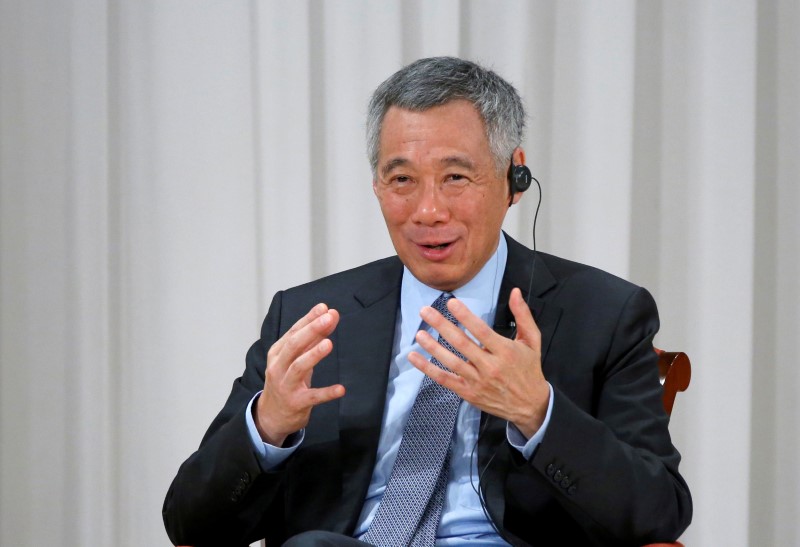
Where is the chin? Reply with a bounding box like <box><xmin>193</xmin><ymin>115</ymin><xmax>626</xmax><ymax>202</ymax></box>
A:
<box><xmin>415</xmin><ymin>271</ymin><xmax>460</xmax><ymax>292</ymax></box>
<box><xmin>427</xmin><ymin>281</ymin><xmax>458</xmax><ymax>292</ymax></box>
<box><xmin>403</xmin><ymin>256</ymin><xmax>467</xmax><ymax>291</ymax></box>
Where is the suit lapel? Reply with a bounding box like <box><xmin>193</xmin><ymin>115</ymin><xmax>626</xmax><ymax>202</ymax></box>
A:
<box><xmin>480</xmin><ymin>234</ymin><xmax>563</xmax><ymax>534</ymax></box>
<box><xmin>333</xmin><ymin>259</ymin><xmax>403</xmax><ymax>531</ymax></box>
<box><xmin>493</xmin><ymin>235</ymin><xmax>560</xmax><ymax>363</ymax></box>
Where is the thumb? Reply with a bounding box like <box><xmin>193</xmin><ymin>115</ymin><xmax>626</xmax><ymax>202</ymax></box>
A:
<box><xmin>509</xmin><ymin>287</ymin><xmax>541</xmax><ymax>348</ymax></box>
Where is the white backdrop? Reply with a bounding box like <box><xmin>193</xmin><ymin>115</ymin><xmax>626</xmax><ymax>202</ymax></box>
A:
<box><xmin>1</xmin><ymin>1</ymin><xmax>798</xmax><ymax>545</ymax></box>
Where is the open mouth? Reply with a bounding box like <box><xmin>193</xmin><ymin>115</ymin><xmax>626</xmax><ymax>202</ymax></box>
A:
<box><xmin>423</xmin><ymin>243</ymin><xmax>452</xmax><ymax>250</ymax></box>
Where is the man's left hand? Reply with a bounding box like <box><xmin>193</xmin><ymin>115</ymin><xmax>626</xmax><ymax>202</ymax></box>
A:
<box><xmin>408</xmin><ymin>287</ymin><xmax>550</xmax><ymax>439</ymax></box>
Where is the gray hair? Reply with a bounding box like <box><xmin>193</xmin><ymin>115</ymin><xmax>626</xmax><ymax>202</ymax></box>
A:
<box><xmin>366</xmin><ymin>56</ymin><xmax>526</xmax><ymax>176</ymax></box>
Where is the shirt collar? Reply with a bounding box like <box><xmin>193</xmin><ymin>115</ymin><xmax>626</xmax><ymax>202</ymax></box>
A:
<box><xmin>399</xmin><ymin>235</ymin><xmax>508</xmax><ymax>342</ymax></box>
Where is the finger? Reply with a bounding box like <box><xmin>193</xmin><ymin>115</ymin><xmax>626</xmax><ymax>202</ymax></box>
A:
<box><xmin>284</xmin><ymin>303</ymin><xmax>330</xmax><ymax>340</ymax></box>
<box><xmin>419</xmin><ymin>305</ymin><xmax>487</xmax><ymax>365</ymax></box>
<box><xmin>298</xmin><ymin>383</ymin><xmax>346</xmax><ymax>407</ymax></box>
<box><xmin>270</xmin><ymin>308</ymin><xmax>340</xmax><ymax>374</ymax></box>
<box><xmin>509</xmin><ymin>288</ymin><xmax>540</xmax><ymax>348</ymax></box>
<box><xmin>420</xmin><ymin>298</ymin><xmax>499</xmax><ymax>365</ymax></box>
<box><xmin>408</xmin><ymin>350</ymin><xmax>465</xmax><ymax>393</ymax></box>
<box><xmin>446</xmin><ymin>298</ymin><xmax>508</xmax><ymax>354</ymax></box>
<box><xmin>413</xmin><ymin>330</ymin><xmax>478</xmax><ymax>381</ymax></box>
<box><xmin>269</xmin><ymin>303</ymin><xmax>329</xmax><ymax>357</ymax></box>
<box><xmin>284</xmin><ymin>337</ymin><xmax>335</xmax><ymax>384</ymax></box>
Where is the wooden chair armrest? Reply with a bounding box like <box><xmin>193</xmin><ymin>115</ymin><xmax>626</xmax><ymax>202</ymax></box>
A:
<box><xmin>654</xmin><ymin>348</ymin><xmax>691</xmax><ymax>416</ymax></box>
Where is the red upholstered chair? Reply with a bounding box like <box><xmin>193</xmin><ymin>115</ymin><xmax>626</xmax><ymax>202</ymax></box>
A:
<box><xmin>178</xmin><ymin>348</ymin><xmax>691</xmax><ymax>547</ymax></box>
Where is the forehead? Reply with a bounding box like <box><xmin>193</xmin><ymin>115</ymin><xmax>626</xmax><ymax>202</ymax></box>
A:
<box><xmin>377</xmin><ymin>101</ymin><xmax>491</xmax><ymax>163</ymax></box>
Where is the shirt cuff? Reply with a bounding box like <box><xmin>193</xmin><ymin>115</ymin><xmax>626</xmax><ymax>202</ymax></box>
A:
<box><xmin>245</xmin><ymin>390</ymin><xmax>304</xmax><ymax>470</ymax></box>
<box><xmin>507</xmin><ymin>383</ymin><xmax>554</xmax><ymax>460</ymax></box>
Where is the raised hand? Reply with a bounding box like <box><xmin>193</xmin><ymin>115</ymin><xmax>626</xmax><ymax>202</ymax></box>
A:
<box><xmin>255</xmin><ymin>303</ymin><xmax>345</xmax><ymax>446</ymax></box>
<box><xmin>408</xmin><ymin>288</ymin><xmax>550</xmax><ymax>438</ymax></box>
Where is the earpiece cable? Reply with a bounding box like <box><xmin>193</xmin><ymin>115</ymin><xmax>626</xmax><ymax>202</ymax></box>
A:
<box><xmin>471</xmin><ymin>171</ymin><xmax>543</xmax><ymax>539</ymax></box>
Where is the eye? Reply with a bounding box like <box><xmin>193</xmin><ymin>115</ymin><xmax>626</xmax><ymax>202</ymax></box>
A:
<box><xmin>382</xmin><ymin>174</ymin><xmax>416</xmax><ymax>194</ymax></box>
<box><xmin>443</xmin><ymin>173</ymin><xmax>469</xmax><ymax>187</ymax></box>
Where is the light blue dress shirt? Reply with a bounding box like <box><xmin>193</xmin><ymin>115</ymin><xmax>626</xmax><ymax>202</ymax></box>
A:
<box><xmin>245</xmin><ymin>236</ymin><xmax>554</xmax><ymax>544</ymax></box>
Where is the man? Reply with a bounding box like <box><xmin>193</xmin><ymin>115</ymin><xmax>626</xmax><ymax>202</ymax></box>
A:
<box><xmin>163</xmin><ymin>57</ymin><xmax>692</xmax><ymax>546</ymax></box>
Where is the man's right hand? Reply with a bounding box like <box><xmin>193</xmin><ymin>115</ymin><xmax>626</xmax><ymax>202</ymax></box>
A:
<box><xmin>255</xmin><ymin>303</ymin><xmax>345</xmax><ymax>447</ymax></box>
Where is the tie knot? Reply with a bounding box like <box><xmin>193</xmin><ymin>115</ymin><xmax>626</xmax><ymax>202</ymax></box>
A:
<box><xmin>431</xmin><ymin>293</ymin><xmax>457</xmax><ymax>326</ymax></box>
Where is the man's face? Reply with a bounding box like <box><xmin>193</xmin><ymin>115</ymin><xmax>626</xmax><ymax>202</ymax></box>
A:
<box><xmin>373</xmin><ymin>100</ymin><xmax>522</xmax><ymax>292</ymax></box>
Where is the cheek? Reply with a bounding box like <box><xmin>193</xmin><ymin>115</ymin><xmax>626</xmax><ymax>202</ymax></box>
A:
<box><xmin>452</xmin><ymin>196</ymin><xmax>489</xmax><ymax>223</ymax></box>
<box><xmin>457</xmin><ymin>196</ymin><xmax>507</xmax><ymax>237</ymax></box>
<box><xmin>378</xmin><ymin>196</ymin><xmax>411</xmax><ymax>225</ymax></box>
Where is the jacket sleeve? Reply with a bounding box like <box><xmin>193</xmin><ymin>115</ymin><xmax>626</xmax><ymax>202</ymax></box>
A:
<box><xmin>503</xmin><ymin>287</ymin><xmax>692</xmax><ymax>546</ymax></box>
<box><xmin>162</xmin><ymin>291</ymin><xmax>289</xmax><ymax>547</ymax></box>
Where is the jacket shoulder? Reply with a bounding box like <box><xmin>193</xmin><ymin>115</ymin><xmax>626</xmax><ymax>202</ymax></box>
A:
<box><xmin>539</xmin><ymin>252</ymin><xmax>642</xmax><ymax>290</ymax></box>
<box><xmin>278</xmin><ymin>255</ymin><xmax>403</xmax><ymax>313</ymax></box>
<box><xmin>504</xmin><ymin>233</ymin><xmax>646</xmax><ymax>301</ymax></box>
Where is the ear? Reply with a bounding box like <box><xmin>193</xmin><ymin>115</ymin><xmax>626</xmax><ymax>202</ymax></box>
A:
<box><xmin>512</xmin><ymin>147</ymin><xmax>526</xmax><ymax>167</ymax></box>
<box><xmin>509</xmin><ymin>147</ymin><xmax>527</xmax><ymax>206</ymax></box>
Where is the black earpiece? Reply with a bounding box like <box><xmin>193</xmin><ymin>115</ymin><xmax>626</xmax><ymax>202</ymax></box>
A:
<box><xmin>508</xmin><ymin>163</ymin><xmax>533</xmax><ymax>195</ymax></box>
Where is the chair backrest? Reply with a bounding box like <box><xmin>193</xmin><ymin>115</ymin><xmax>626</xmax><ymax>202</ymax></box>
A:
<box><xmin>654</xmin><ymin>348</ymin><xmax>691</xmax><ymax>417</ymax></box>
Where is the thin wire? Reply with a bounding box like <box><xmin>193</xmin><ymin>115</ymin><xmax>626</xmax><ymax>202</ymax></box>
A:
<box><xmin>469</xmin><ymin>416</ymin><xmax>503</xmax><ymax>536</ymax></box>
<box><xmin>526</xmin><ymin>175</ymin><xmax>542</xmax><ymax>308</ymax></box>
<box><xmin>469</xmin><ymin>174</ymin><xmax>543</xmax><ymax>538</ymax></box>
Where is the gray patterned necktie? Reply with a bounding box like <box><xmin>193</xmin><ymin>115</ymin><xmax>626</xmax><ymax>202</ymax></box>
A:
<box><xmin>362</xmin><ymin>293</ymin><xmax>464</xmax><ymax>547</ymax></box>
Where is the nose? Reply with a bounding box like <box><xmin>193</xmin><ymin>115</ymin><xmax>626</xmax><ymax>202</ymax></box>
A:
<box><xmin>409</xmin><ymin>181</ymin><xmax>450</xmax><ymax>225</ymax></box>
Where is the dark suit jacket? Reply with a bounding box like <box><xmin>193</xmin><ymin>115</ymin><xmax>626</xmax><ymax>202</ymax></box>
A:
<box><xmin>163</xmin><ymin>234</ymin><xmax>692</xmax><ymax>546</ymax></box>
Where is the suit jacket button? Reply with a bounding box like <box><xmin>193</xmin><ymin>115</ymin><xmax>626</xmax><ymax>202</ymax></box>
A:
<box><xmin>242</xmin><ymin>472</ymin><xmax>251</xmax><ymax>483</ymax></box>
<box><xmin>560</xmin><ymin>477</ymin><xmax>570</xmax><ymax>488</ymax></box>
<box><xmin>553</xmin><ymin>470</ymin><xmax>563</xmax><ymax>482</ymax></box>
<box><xmin>568</xmin><ymin>485</ymin><xmax>577</xmax><ymax>496</ymax></box>
<box><xmin>546</xmin><ymin>463</ymin><xmax>556</xmax><ymax>476</ymax></box>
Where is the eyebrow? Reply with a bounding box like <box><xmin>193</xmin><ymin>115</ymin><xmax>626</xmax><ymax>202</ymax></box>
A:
<box><xmin>379</xmin><ymin>155</ymin><xmax>476</xmax><ymax>178</ymax></box>
<box><xmin>437</xmin><ymin>156</ymin><xmax>475</xmax><ymax>171</ymax></box>
<box><xmin>380</xmin><ymin>157</ymin><xmax>410</xmax><ymax>178</ymax></box>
